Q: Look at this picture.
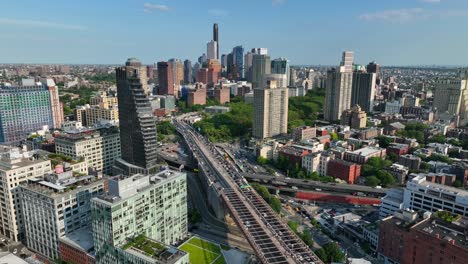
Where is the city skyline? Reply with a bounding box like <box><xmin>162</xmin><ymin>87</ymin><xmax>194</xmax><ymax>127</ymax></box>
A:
<box><xmin>1</xmin><ymin>0</ymin><xmax>468</xmax><ymax>66</ymax></box>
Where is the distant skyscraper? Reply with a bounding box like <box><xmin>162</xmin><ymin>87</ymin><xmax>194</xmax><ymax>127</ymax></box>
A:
<box><xmin>271</xmin><ymin>58</ymin><xmax>290</xmax><ymax>86</ymax></box>
<box><xmin>324</xmin><ymin>51</ymin><xmax>354</xmax><ymax>121</ymax></box>
<box><xmin>114</xmin><ymin>58</ymin><xmax>159</xmax><ymax>175</ymax></box>
<box><xmin>198</xmin><ymin>53</ymin><xmax>207</xmax><ymax>65</ymax></box>
<box><xmin>221</xmin><ymin>54</ymin><xmax>227</xmax><ymax>69</ymax></box>
<box><xmin>183</xmin><ymin>59</ymin><xmax>192</xmax><ymax>84</ymax></box>
<box><xmin>232</xmin><ymin>46</ymin><xmax>244</xmax><ymax>79</ymax></box>
<box><xmin>207</xmin><ymin>40</ymin><xmax>218</xmax><ymax>60</ymax></box>
<box><xmin>434</xmin><ymin>69</ymin><xmax>468</xmax><ymax>124</ymax></box>
<box><xmin>351</xmin><ymin>71</ymin><xmax>376</xmax><ymax>112</ymax></box>
<box><xmin>252</xmin><ymin>54</ymin><xmax>271</xmax><ymax>89</ymax></box>
<box><xmin>156</xmin><ymin>61</ymin><xmax>174</xmax><ymax>95</ymax></box>
<box><xmin>253</xmin><ymin>77</ymin><xmax>288</xmax><ymax>139</ymax></box>
<box><xmin>289</xmin><ymin>68</ymin><xmax>296</xmax><ymax>87</ymax></box>
<box><xmin>252</xmin><ymin>48</ymin><xmax>268</xmax><ymax>55</ymax></box>
<box><xmin>169</xmin><ymin>59</ymin><xmax>184</xmax><ymax>97</ymax></box>
<box><xmin>213</xmin><ymin>23</ymin><xmax>219</xmax><ymax>60</ymax></box>
<box><xmin>366</xmin><ymin>61</ymin><xmax>380</xmax><ymax>83</ymax></box>
<box><xmin>0</xmin><ymin>79</ymin><xmax>58</xmax><ymax>143</ymax></box>
<box><xmin>244</xmin><ymin>52</ymin><xmax>254</xmax><ymax>82</ymax></box>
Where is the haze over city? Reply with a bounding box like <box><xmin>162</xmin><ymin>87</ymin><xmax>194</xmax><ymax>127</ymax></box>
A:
<box><xmin>2</xmin><ymin>0</ymin><xmax>468</xmax><ymax>65</ymax></box>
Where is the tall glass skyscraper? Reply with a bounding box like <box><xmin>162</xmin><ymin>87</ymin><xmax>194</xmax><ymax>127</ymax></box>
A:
<box><xmin>0</xmin><ymin>80</ymin><xmax>54</xmax><ymax>143</ymax></box>
<box><xmin>232</xmin><ymin>45</ymin><xmax>244</xmax><ymax>79</ymax></box>
<box><xmin>113</xmin><ymin>58</ymin><xmax>159</xmax><ymax>176</ymax></box>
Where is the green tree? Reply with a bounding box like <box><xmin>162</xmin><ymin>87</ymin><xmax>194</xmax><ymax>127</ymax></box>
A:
<box><xmin>428</xmin><ymin>134</ymin><xmax>446</xmax><ymax>144</ymax></box>
<box><xmin>156</xmin><ymin>121</ymin><xmax>176</xmax><ymax>135</ymax></box>
<box><xmin>257</xmin><ymin>156</ymin><xmax>269</xmax><ymax>165</ymax></box>
<box><xmin>377</xmin><ymin>136</ymin><xmax>392</xmax><ymax>148</ymax></box>
<box><xmin>288</xmin><ymin>221</ymin><xmax>299</xmax><ymax>233</ymax></box>
<box><xmin>365</xmin><ymin>176</ymin><xmax>381</xmax><ymax>187</ymax></box>
<box><xmin>315</xmin><ymin>243</ymin><xmax>345</xmax><ymax>263</ymax></box>
<box><xmin>329</xmin><ymin>132</ymin><xmax>339</xmax><ymax>141</ymax></box>
<box><xmin>387</xmin><ymin>152</ymin><xmax>399</xmax><ymax>163</ymax></box>
<box><xmin>377</xmin><ymin>170</ymin><xmax>396</xmax><ymax>187</ymax></box>
<box><xmin>453</xmin><ymin>180</ymin><xmax>463</xmax><ymax>188</ymax></box>
<box><xmin>270</xmin><ymin>196</ymin><xmax>282</xmax><ymax>213</ymax></box>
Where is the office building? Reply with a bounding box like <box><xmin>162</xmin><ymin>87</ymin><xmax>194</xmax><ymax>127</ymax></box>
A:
<box><xmin>252</xmin><ymin>48</ymin><xmax>268</xmax><ymax>55</ymax></box>
<box><xmin>324</xmin><ymin>51</ymin><xmax>354</xmax><ymax>121</ymax></box>
<box><xmin>271</xmin><ymin>58</ymin><xmax>290</xmax><ymax>87</ymax></box>
<box><xmin>401</xmin><ymin>94</ymin><xmax>420</xmax><ymax>107</ymax></box>
<box><xmin>340</xmin><ymin>105</ymin><xmax>367</xmax><ymax>129</ymax></box>
<box><xmin>379</xmin><ymin>188</ymin><xmax>405</xmax><ymax>219</ymax></box>
<box><xmin>114</xmin><ymin>59</ymin><xmax>159</xmax><ymax>176</ymax></box>
<box><xmin>403</xmin><ymin>174</ymin><xmax>468</xmax><ymax>217</ymax></box>
<box><xmin>251</xmin><ymin>54</ymin><xmax>271</xmax><ymax>88</ymax></box>
<box><xmin>213</xmin><ymin>23</ymin><xmax>219</xmax><ymax>60</ymax></box>
<box><xmin>378</xmin><ymin>210</ymin><xmax>468</xmax><ymax>264</ymax></box>
<box><xmin>55</xmin><ymin>125</ymin><xmax>121</xmax><ymax>175</ymax></box>
<box><xmin>366</xmin><ymin>61</ymin><xmax>380</xmax><ymax>84</ymax></box>
<box><xmin>183</xmin><ymin>59</ymin><xmax>192</xmax><ymax>84</ymax></box>
<box><xmin>19</xmin><ymin>169</ymin><xmax>105</xmax><ymax>260</ymax></box>
<box><xmin>0</xmin><ymin>146</ymin><xmax>52</xmax><ymax>242</ymax></box>
<box><xmin>253</xmin><ymin>78</ymin><xmax>288</xmax><ymax>139</ymax></box>
<box><xmin>125</xmin><ymin>58</ymin><xmax>149</xmax><ymax>95</ymax></box>
<box><xmin>351</xmin><ymin>71</ymin><xmax>376</xmax><ymax>112</ymax></box>
<box><xmin>157</xmin><ymin>61</ymin><xmax>174</xmax><ymax>96</ymax></box>
<box><xmin>0</xmin><ymin>79</ymin><xmax>58</xmax><ymax>143</ymax></box>
<box><xmin>207</xmin><ymin>40</ymin><xmax>217</xmax><ymax>60</ymax></box>
<box><xmin>434</xmin><ymin>70</ymin><xmax>468</xmax><ymax>124</ymax></box>
<box><xmin>263</xmin><ymin>73</ymin><xmax>287</xmax><ymax>88</ymax></box>
<box><xmin>91</xmin><ymin>170</ymin><xmax>188</xmax><ymax>263</ymax></box>
<box><xmin>232</xmin><ymin>45</ymin><xmax>244</xmax><ymax>79</ymax></box>
<box><xmin>289</xmin><ymin>68</ymin><xmax>296</xmax><ymax>87</ymax></box>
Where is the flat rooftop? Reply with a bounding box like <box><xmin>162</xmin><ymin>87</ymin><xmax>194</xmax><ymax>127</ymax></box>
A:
<box><xmin>415</xmin><ymin>215</ymin><xmax>468</xmax><ymax>249</ymax></box>
<box><xmin>350</xmin><ymin>146</ymin><xmax>383</xmax><ymax>156</ymax></box>
<box><xmin>123</xmin><ymin>235</ymin><xmax>187</xmax><ymax>264</ymax></box>
<box><xmin>60</xmin><ymin>227</ymin><xmax>94</xmax><ymax>253</ymax></box>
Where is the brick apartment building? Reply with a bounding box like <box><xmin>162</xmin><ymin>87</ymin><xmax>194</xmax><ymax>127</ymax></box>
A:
<box><xmin>327</xmin><ymin>159</ymin><xmax>361</xmax><ymax>184</ymax></box>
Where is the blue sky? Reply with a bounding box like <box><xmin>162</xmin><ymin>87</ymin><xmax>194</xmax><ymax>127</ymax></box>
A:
<box><xmin>1</xmin><ymin>0</ymin><xmax>467</xmax><ymax>66</ymax></box>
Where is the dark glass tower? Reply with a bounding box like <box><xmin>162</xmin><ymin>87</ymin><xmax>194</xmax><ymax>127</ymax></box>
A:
<box><xmin>213</xmin><ymin>23</ymin><xmax>219</xmax><ymax>60</ymax></box>
<box><xmin>183</xmin><ymin>59</ymin><xmax>192</xmax><ymax>84</ymax></box>
<box><xmin>113</xmin><ymin>58</ymin><xmax>158</xmax><ymax>175</ymax></box>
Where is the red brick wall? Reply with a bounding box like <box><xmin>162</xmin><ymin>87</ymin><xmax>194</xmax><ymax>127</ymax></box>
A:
<box><xmin>59</xmin><ymin>241</ymin><xmax>95</xmax><ymax>264</ymax></box>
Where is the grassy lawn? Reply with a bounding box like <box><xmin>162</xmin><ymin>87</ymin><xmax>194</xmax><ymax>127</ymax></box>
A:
<box><xmin>179</xmin><ymin>237</ymin><xmax>227</xmax><ymax>264</ymax></box>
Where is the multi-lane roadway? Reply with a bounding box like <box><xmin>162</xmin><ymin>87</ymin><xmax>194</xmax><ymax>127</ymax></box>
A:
<box><xmin>174</xmin><ymin>117</ymin><xmax>323</xmax><ymax>264</ymax></box>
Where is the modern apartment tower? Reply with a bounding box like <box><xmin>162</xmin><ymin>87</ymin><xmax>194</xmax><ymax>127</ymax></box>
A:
<box><xmin>156</xmin><ymin>61</ymin><xmax>174</xmax><ymax>96</ymax></box>
<box><xmin>253</xmin><ymin>78</ymin><xmax>288</xmax><ymax>139</ymax></box>
<box><xmin>251</xmin><ymin>54</ymin><xmax>271</xmax><ymax>89</ymax></box>
<box><xmin>351</xmin><ymin>71</ymin><xmax>376</xmax><ymax>112</ymax></box>
<box><xmin>324</xmin><ymin>51</ymin><xmax>354</xmax><ymax>121</ymax></box>
<box><xmin>0</xmin><ymin>79</ymin><xmax>59</xmax><ymax>143</ymax></box>
<box><xmin>213</xmin><ymin>23</ymin><xmax>219</xmax><ymax>60</ymax></box>
<box><xmin>114</xmin><ymin>58</ymin><xmax>159</xmax><ymax>176</ymax></box>
<box><xmin>91</xmin><ymin>169</ymin><xmax>188</xmax><ymax>263</ymax></box>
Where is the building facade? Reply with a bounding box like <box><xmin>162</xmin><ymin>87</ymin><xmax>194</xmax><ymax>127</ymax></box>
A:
<box><xmin>19</xmin><ymin>171</ymin><xmax>105</xmax><ymax>260</ymax></box>
<box><xmin>324</xmin><ymin>51</ymin><xmax>354</xmax><ymax>121</ymax></box>
<box><xmin>351</xmin><ymin>72</ymin><xmax>376</xmax><ymax>113</ymax></box>
<box><xmin>0</xmin><ymin>79</ymin><xmax>56</xmax><ymax>143</ymax></box>
<box><xmin>115</xmin><ymin>59</ymin><xmax>159</xmax><ymax>176</ymax></box>
<box><xmin>340</xmin><ymin>105</ymin><xmax>367</xmax><ymax>129</ymax></box>
<box><xmin>0</xmin><ymin>146</ymin><xmax>52</xmax><ymax>241</ymax></box>
<box><xmin>253</xmin><ymin>79</ymin><xmax>288</xmax><ymax>139</ymax></box>
<box><xmin>91</xmin><ymin>170</ymin><xmax>188</xmax><ymax>263</ymax></box>
<box><xmin>55</xmin><ymin>125</ymin><xmax>120</xmax><ymax>175</ymax></box>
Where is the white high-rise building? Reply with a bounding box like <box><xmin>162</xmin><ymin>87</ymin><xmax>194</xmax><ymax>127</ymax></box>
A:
<box><xmin>252</xmin><ymin>54</ymin><xmax>271</xmax><ymax>89</ymax></box>
<box><xmin>252</xmin><ymin>48</ymin><xmax>268</xmax><ymax>55</ymax></box>
<box><xmin>0</xmin><ymin>146</ymin><xmax>52</xmax><ymax>242</ymax></box>
<box><xmin>324</xmin><ymin>51</ymin><xmax>354</xmax><ymax>121</ymax></box>
<box><xmin>253</xmin><ymin>78</ymin><xmax>288</xmax><ymax>139</ymax></box>
<box><xmin>207</xmin><ymin>40</ymin><xmax>218</xmax><ymax>60</ymax></box>
<box><xmin>433</xmin><ymin>69</ymin><xmax>468</xmax><ymax>124</ymax></box>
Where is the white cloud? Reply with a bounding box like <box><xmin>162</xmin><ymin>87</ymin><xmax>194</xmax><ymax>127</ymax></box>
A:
<box><xmin>420</xmin><ymin>0</ymin><xmax>440</xmax><ymax>3</ymax></box>
<box><xmin>358</xmin><ymin>8</ymin><xmax>428</xmax><ymax>23</ymax></box>
<box><xmin>208</xmin><ymin>9</ymin><xmax>228</xmax><ymax>17</ymax></box>
<box><xmin>272</xmin><ymin>0</ymin><xmax>286</xmax><ymax>6</ymax></box>
<box><xmin>0</xmin><ymin>18</ymin><xmax>86</xmax><ymax>30</ymax></box>
<box><xmin>143</xmin><ymin>3</ymin><xmax>170</xmax><ymax>13</ymax></box>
